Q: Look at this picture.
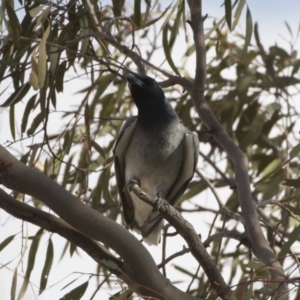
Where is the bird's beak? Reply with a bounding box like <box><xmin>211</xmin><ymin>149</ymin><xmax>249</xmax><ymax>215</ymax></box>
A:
<box><xmin>126</xmin><ymin>74</ymin><xmax>144</xmax><ymax>88</ymax></box>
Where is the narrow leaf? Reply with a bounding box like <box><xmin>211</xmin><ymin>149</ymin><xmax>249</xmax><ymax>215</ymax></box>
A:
<box><xmin>0</xmin><ymin>235</ymin><xmax>16</xmax><ymax>252</ymax></box>
<box><xmin>224</xmin><ymin>0</ymin><xmax>232</xmax><ymax>30</ymax></box>
<box><xmin>281</xmin><ymin>178</ymin><xmax>300</xmax><ymax>188</ymax></box>
<box><xmin>59</xmin><ymin>280</ymin><xmax>89</xmax><ymax>300</ymax></box>
<box><xmin>55</xmin><ymin>61</ymin><xmax>67</xmax><ymax>93</ymax></box>
<box><xmin>284</xmin><ymin>21</ymin><xmax>293</xmax><ymax>38</ymax></box>
<box><xmin>112</xmin><ymin>0</ymin><xmax>125</xmax><ymax>17</ymax></box>
<box><xmin>27</xmin><ymin>112</ymin><xmax>44</xmax><ymax>136</ymax></box>
<box><xmin>94</xmin><ymin>75</ymin><xmax>113</xmax><ymax>102</ymax></box>
<box><xmin>232</xmin><ymin>0</ymin><xmax>246</xmax><ymax>29</ymax></box>
<box><xmin>39</xmin><ymin>239</ymin><xmax>54</xmax><ymax>294</ymax></box>
<box><xmin>134</xmin><ymin>0</ymin><xmax>141</xmax><ymax>27</ymax></box>
<box><xmin>17</xmin><ymin>228</ymin><xmax>43</xmax><ymax>300</ymax></box>
<box><xmin>278</xmin><ymin>225</ymin><xmax>300</xmax><ymax>258</ymax></box>
<box><xmin>0</xmin><ymin>83</ymin><xmax>31</xmax><ymax>107</ymax></box>
<box><xmin>292</xmin><ymin>59</ymin><xmax>300</xmax><ymax>76</ymax></box>
<box><xmin>140</xmin><ymin>3</ymin><xmax>171</xmax><ymax>29</ymax></box>
<box><xmin>9</xmin><ymin>105</ymin><xmax>15</xmax><ymax>140</ymax></box>
<box><xmin>289</xmin><ymin>143</ymin><xmax>300</xmax><ymax>159</ymax></box>
<box><xmin>37</xmin><ymin>25</ymin><xmax>50</xmax><ymax>89</ymax></box>
<box><xmin>63</xmin><ymin>129</ymin><xmax>75</xmax><ymax>155</ymax></box>
<box><xmin>91</xmin><ymin>141</ymin><xmax>106</xmax><ymax>159</ymax></box>
<box><xmin>11</xmin><ymin>268</ymin><xmax>18</xmax><ymax>300</ymax></box>
<box><xmin>242</xmin><ymin>6</ymin><xmax>253</xmax><ymax>58</ymax></box>
<box><xmin>162</xmin><ymin>24</ymin><xmax>180</xmax><ymax>75</ymax></box>
<box><xmin>29</xmin><ymin>47</ymin><xmax>39</xmax><ymax>90</ymax></box>
<box><xmin>5</xmin><ymin>1</ymin><xmax>22</xmax><ymax>47</ymax></box>
<box><xmin>21</xmin><ymin>94</ymin><xmax>38</xmax><ymax>134</ymax></box>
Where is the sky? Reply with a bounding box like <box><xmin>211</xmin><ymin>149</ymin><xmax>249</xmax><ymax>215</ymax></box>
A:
<box><xmin>0</xmin><ymin>1</ymin><xmax>300</xmax><ymax>299</ymax></box>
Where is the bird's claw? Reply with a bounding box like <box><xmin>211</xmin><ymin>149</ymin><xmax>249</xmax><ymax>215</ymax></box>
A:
<box><xmin>127</xmin><ymin>177</ymin><xmax>141</xmax><ymax>192</ymax></box>
<box><xmin>153</xmin><ymin>197</ymin><xmax>163</xmax><ymax>212</ymax></box>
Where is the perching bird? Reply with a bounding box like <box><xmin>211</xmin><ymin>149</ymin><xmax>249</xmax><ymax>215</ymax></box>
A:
<box><xmin>114</xmin><ymin>73</ymin><xmax>199</xmax><ymax>245</ymax></box>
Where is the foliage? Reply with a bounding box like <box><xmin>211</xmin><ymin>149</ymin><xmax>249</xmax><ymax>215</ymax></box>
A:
<box><xmin>0</xmin><ymin>0</ymin><xmax>300</xmax><ymax>299</ymax></box>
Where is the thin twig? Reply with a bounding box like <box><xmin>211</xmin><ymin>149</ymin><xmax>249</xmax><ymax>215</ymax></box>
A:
<box><xmin>157</xmin><ymin>247</ymin><xmax>190</xmax><ymax>269</ymax></box>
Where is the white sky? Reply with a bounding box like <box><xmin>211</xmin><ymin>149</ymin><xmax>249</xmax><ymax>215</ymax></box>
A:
<box><xmin>0</xmin><ymin>1</ymin><xmax>300</xmax><ymax>299</ymax></box>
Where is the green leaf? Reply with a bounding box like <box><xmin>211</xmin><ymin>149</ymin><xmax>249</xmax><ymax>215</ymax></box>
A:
<box><xmin>284</xmin><ymin>21</ymin><xmax>293</xmax><ymax>38</ymax></box>
<box><xmin>94</xmin><ymin>75</ymin><xmax>113</xmax><ymax>102</ymax></box>
<box><xmin>49</xmin><ymin>25</ymin><xmax>59</xmax><ymax>77</ymax></box>
<box><xmin>232</xmin><ymin>0</ymin><xmax>246</xmax><ymax>29</ymax></box>
<box><xmin>112</xmin><ymin>0</ymin><xmax>125</xmax><ymax>17</ymax></box>
<box><xmin>21</xmin><ymin>94</ymin><xmax>38</xmax><ymax>134</ymax></box>
<box><xmin>292</xmin><ymin>59</ymin><xmax>300</xmax><ymax>75</ymax></box>
<box><xmin>244</xmin><ymin>260</ymin><xmax>263</xmax><ymax>270</ymax></box>
<box><xmin>281</xmin><ymin>178</ymin><xmax>300</xmax><ymax>188</ymax></box>
<box><xmin>62</xmin><ymin>129</ymin><xmax>76</xmax><ymax>155</ymax></box>
<box><xmin>9</xmin><ymin>105</ymin><xmax>15</xmax><ymax>140</ymax></box>
<box><xmin>0</xmin><ymin>235</ymin><xmax>16</xmax><ymax>252</ymax></box>
<box><xmin>134</xmin><ymin>0</ymin><xmax>141</xmax><ymax>27</ymax></box>
<box><xmin>59</xmin><ymin>280</ymin><xmax>89</xmax><ymax>300</ymax></box>
<box><xmin>5</xmin><ymin>0</ymin><xmax>22</xmax><ymax>48</ymax></box>
<box><xmin>224</xmin><ymin>0</ymin><xmax>232</xmax><ymax>30</ymax></box>
<box><xmin>69</xmin><ymin>242</ymin><xmax>77</xmax><ymax>257</ymax></box>
<box><xmin>91</xmin><ymin>140</ymin><xmax>106</xmax><ymax>159</ymax></box>
<box><xmin>0</xmin><ymin>83</ymin><xmax>31</xmax><ymax>107</ymax></box>
<box><xmin>289</xmin><ymin>143</ymin><xmax>300</xmax><ymax>159</ymax></box>
<box><xmin>169</xmin><ymin>0</ymin><xmax>184</xmax><ymax>48</ymax></box>
<box><xmin>278</xmin><ymin>225</ymin><xmax>300</xmax><ymax>258</ymax></box>
<box><xmin>261</xmin><ymin>158</ymin><xmax>281</xmax><ymax>177</ymax></box>
<box><xmin>39</xmin><ymin>239</ymin><xmax>54</xmax><ymax>294</ymax></box>
<box><xmin>17</xmin><ymin>228</ymin><xmax>43</xmax><ymax>300</ymax></box>
<box><xmin>242</xmin><ymin>6</ymin><xmax>253</xmax><ymax>58</ymax></box>
<box><xmin>56</xmin><ymin>61</ymin><xmax>67</xmax><ymax>93</ymax></box>
<box><xmin>11</xmin><ymin>268</ymin><xmax>18</xmax><ymax>300</ymax></box>
<box><xmin>276</xmin><ymin>76</ymin><xmax>300</xmax><ymax>88</ymax></box>
<box><xmin>101</xmin><ymin>167</ymin><xmax>114</xmax><ymax>204</ymax></box>
<box><xmin>139</xmin><ymin>3</ymin><xmax>172</xmax><ymax>29</ymax></box>
<box><xmin>27</xmin><ymin>112</ymin><xmax>44</xmax><ymax>136</ymax></box>
<box><xmin>162</xmin><ymin>24</ymin><xmax>180</xmax><ymax>75</ymax></box>
<box><xmin>254</xmin><ymin>23</ymin><xmax>266</xmax><ymax>55</ymax></box>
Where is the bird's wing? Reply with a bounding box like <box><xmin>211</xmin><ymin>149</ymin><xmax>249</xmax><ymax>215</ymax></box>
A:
<box><xmin>114</xmin><ymin>116</ymin><xmax>138</xmax><ymax>225</ymax></box>
<box><xmin>167</xmin><ymin>131</ymin><xmax>199</xmax><ymax>205</ymax></box>
<box><xmin>142</xmin><ymin>131</ymin><xmax>199</xmax><ymax>238</ymax></box>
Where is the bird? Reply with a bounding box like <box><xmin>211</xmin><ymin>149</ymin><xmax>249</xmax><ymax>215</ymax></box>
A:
<box><xmin>114</xmin><ymin>73</ymin><xmax>199</xmax><ymax>245</ymax></box>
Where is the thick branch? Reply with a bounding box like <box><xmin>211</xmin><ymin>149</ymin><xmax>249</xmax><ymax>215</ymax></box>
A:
<box><xmin>0</xmin><ymin>188</ymin><xmax>123</xmax><ymax>273</ymax></box>
<box><xmin>187</xmin><ymin>0</ymin><xmax>287</xmax><ymax>298</ymax></box>
<box><xmin>0</xmin><ymin>146</ymin><xmax>196</xmax><ymax>300</ymax></box>
<box><xmin>129</xmin><ymin>182</ymin><xmax>232</xmax><ymax>300</ymax></box>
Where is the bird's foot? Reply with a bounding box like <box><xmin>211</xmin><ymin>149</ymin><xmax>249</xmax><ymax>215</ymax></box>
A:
<box><xmin>127</xmin><ymin>177</ymin><xmax>141</xmax><ymax>192</ymax></box>
<box><xmin>153</xmin><ymin>197</ymin><xmax>164</xmax><ymax>212</ymax></box>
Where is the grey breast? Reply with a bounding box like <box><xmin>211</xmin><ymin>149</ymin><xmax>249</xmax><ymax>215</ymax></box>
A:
<box><xmin>125</xmin><ymin>119</ymin><xmax>186</xmax><ymax>199</ymax></box>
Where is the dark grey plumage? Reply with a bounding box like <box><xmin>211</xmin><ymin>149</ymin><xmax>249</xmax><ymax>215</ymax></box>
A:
<box><xmin>114</xmin><ymin>73</ymin><xmax>199</xmax><ymax>245</ymax></box>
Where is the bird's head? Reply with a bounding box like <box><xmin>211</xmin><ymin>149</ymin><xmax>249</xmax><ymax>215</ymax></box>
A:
<box><xmin>126</xmin><ymin>73</ymin><xmax>178</xmax><ymax>125</ymax></box>
<box><xmin>126</xmin><ymin>73</ymin><xmax>165</xmax><ymax>108</ymax></box>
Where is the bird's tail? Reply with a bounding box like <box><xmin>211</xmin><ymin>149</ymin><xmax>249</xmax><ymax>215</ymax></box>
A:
<box><xmin>140</xmin><ymin>212</ymin><xmax>164</xmax><ymax>245</ymax></box>
<box><xmin>142</xmin><ymin>219</ymin><xmax>164</xmax><ymax>245</ymax></box>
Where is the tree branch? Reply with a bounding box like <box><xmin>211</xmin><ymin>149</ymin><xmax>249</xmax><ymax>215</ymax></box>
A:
<box><xmin>0</xmin><ymin>146</ymin><xmax>196</xmax><ymax>300</ymax></box>
<box><xmin>129</xmin><ymin>182</ymin><xmax>232</xmax><ymax>300</ymax></box>
<box><xmin>0</xmin><ymin>188</ymin><xmax>123</xmax><ymax>273</ymax></box>
<box><xmin>186</xmin><ymin>0</ymin><xmax>287</xmax><ymax>298</ymax></box>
